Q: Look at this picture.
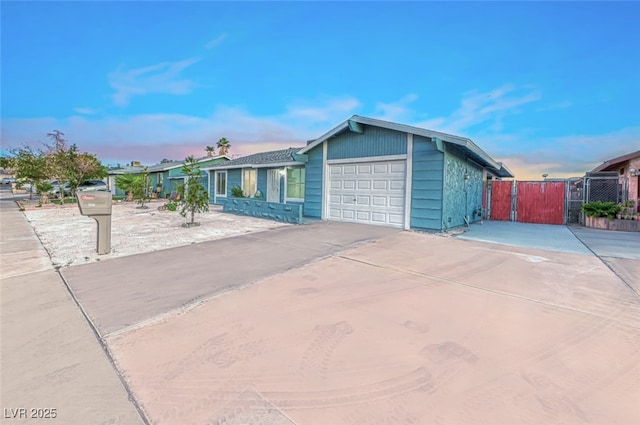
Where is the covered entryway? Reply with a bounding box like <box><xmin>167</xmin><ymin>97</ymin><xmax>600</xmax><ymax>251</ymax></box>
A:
<box><xmin>328</xmin><ymin>160</ymin><xmax>406</xmax><ymax>228</ymax></box>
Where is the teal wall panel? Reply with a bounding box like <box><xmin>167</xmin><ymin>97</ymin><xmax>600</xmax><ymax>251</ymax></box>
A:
<box><xmin>227</xmin><ymin>169</ymin><xmax>242</xmax><ymax>197</ymax></box>
<box><xmin>327</xmin><ymin>126</ymin><xmax>407</xmax><ymax>160</ymax></box>
<box><xmin>410</xmin><ymin>136</ymin><xmax>444</xmax><ymax>231</ymax></box>
<box><xmin>304</xmin><ymin>145</ymin><xmax>323</xmax><ymax>217</ymax></box>
<box><xmin>442</xmin><ymin>151</ymin><xmax>483</xmax><ymax>229</ymax></box>
<box><xmin>257</xmin><ymin>168</ymin><xmax>268</xmax><ymax>199</ymax></box>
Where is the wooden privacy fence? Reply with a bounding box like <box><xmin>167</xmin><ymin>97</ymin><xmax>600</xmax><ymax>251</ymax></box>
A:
<box><xmin>489</xmin><ymin>180</ymin><xmax>566</xmax><ymax>225</ymax></box>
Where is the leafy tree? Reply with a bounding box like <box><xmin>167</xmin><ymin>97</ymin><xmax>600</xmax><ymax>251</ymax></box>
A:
<box><xmin>0</xmin><ymin>156</ymin><xmax>15</xmax><ymax>172</ymax></box>
<box><xmin>216</xmin><ymin>137</ymin><xmax>230</xmax><ymax>156</ymax></box>
<box><xmin>176</xmin><ymin>156</ymin><xmax>209</xmax><ymax>227</ymax></box>
<box><xmin>9</xmin><ymin>145</ymin><xmax>48</xmax><ymax>200</ymax></box>
<box><xmin>44</xmin><ymin>130</ymin><xmax>106</xmax><ymax>201</ymax></box>
<box><xmin>205</xmin><ymin>146</ymin><xmax>216</xmax><ymax>157</ymax></box>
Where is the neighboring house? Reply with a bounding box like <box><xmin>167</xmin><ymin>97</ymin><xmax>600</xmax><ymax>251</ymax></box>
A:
<box><xmin>205</xmin><ymin>148</ymin><xmax>305</xmax><ymax>205</ymax></box>
<box><xmin>590</xmin><ymin>149</ymin><xmax>640</xmax><ymax>211</ymax></box>
<box><xmin>106</xmin><ymin>165</ymin><xmax>145</xmax><ymax>197</ymax></box>
<box><xmin>106</xmin><ymin>155</ymin><xmax>229</xmax><ymax>198</ymax></box>
<box><xmin>163</xmin><ymin>155</ymin><xmax>230</xmax><ymax>196</ymax></box>
<box><xmin>213</xmin><ymin>115</ymin><xmax>512</xmax><ymax>231</ymax></box>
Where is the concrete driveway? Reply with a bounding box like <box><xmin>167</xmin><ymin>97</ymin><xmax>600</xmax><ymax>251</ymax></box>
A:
<box><xmin>7</xmin><ymin>199</ymin><xmax>640</xmax><ymax>425</ymax></box>
<box><xmin>569</xmin><ymin>225</ymin><xmax>640</xmax><ymax>295</ymax></box>
<box><xmin>61</xmin><ymin>221</ymin><xmax>399</xmax><ymax>336</ymax></box>
<box><xmin>93</xmin><ymin>222</ymin><xmax>640</xmax><ymax>425</ymax></box>
<box><xmin>458</xmin><ymin>220</ymin><xmax>640</xmax><ymax>295</ymax></box>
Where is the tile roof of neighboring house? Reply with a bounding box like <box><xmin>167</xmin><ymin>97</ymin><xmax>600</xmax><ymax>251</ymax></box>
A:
<box><xmin>146</xmin><ymin>161</ymin><xmax>183</xmax><ymax>172</ymax></box>
<box><xmin>591</xmin><ymin>149</ymin><xmax>640</xmax><ymax>172</ymax></box>
<box><xmin>207</xmin><ymin>147</ymin><xmax>304</xmax><ymax>169</ymax></box>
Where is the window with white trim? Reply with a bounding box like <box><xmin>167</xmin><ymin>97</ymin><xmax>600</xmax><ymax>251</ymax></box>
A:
<box><xmin>215</xmin><ymin>171</ymin><xmax>227</xmax><ymax>196</ymax></box>
<box><xmin>286</xmin><ymin>167</ymin><xmax>305</xmax><ymax>200</ymax></box>
<box><xmin>242</xmin><ymin>169</ymin><xmax>257</xmax><ymax>197</ymax></box>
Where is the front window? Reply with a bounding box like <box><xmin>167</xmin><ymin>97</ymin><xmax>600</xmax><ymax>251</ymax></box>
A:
<box><xmin>286</xmin><ymin>167</ymin><xmax>305</xmax><ymax>200</ymax></box>
<box><xmin>242</xmin><ymin>169</ymin><xmax>257</xmax><ymax>197</ymax></box>
<box><xmin>215</xmin><ymin>171</ymin><xmax>227</xmax><ymax>196</ymax></box>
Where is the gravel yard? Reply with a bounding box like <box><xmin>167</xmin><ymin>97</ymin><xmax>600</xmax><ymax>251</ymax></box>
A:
<box><xmin>22</xmin><ymin>201</ymin><xmax>288</xmax><ymax>267</ymax></box>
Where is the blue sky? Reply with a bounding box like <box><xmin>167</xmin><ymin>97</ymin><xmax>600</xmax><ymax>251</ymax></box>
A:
<box><xmin>2</xmin><ymin>1</ymin><xmax>639</xmax><ymax>179</ymax></box>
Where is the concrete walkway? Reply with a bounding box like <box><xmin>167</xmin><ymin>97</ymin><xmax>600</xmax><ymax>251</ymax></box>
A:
<box><xmin>456</xmin><ymin>221</ymin><xmax>592</xmax><ymax>255</ymax></box>
<box><xmin>0</xmin><ymin>189</ymin><xmax>145</xmax><ymax>424</ymax></box>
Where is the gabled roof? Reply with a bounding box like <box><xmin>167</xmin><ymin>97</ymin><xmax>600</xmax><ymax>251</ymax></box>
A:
<box><xmin>207</xmin><ymin>147</ymin><xmax>304</xmax><ymax>169</ymax></box>
<box><xmin>298</xmin><ymin>115</ymin><xmax>513</xmax><ymax>178</ymax></box>
<box><xmin>591</xmin><ymin>149</ymin><xmax>640</xmax><ymax>172</ymax></box>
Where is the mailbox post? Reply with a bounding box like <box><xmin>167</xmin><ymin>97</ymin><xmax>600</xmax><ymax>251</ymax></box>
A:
<box><xmin>76</xmin><ymin>192</ymin><xmax>113</xmax><ymax>255</ymax></box>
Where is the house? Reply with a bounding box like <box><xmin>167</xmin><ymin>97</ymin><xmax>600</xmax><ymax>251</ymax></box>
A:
<box><xmin>158</xmin><ymin>155</ymin><xmax>229</xmax><ymax>197</ymax></box>
<box><xmin>204</xmin><ymin>147</ymin><xmax>306</xmax><ymax>205</ymax></box>
<box><xmin>107</xmin><ymin>156</ymin><xmax>229</xmax><ymax>198</ymax></box>
<box><xmin>590</xmin><ymin>149</ymin><xmax>640</xmax><ymax>211</ymax></box>
<box><xmin>212</xmin><ymin>115</ymin><xmax>512</xmax><ymax>231</ymax></box>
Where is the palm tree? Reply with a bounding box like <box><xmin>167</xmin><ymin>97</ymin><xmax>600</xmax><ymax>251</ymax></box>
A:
<box><xmin>216</xmin><ymin>137</ymin><xmax>230</xmax><ymax>156</ymax></box>
<box><xmin>205</xmin><ymin>146</ymin><xmax>215</xmax><ymax>157</ymax></box>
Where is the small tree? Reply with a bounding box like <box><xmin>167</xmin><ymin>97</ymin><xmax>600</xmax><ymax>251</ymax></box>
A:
<box><xmin>136</xmin><ymin>167</ymin><xmax>151</xmax><ymax>209</ymax></box>
<box><xmin>35</xmin><ymin>181</ymin><xmax>54</xmax><ymax>206</ymax></box>
<box><xmin>176</xmin><ymin>156</ymin><xmax>209</xmax><ymax>227</ymax></box>
<box><xmin>116</xmin><ymin>173</ymin><xmax>142</xmax><ymax>202</ymax></box>
<box><xmin>205</xmin><ymin>146</ymin><xmax>215</xmax><ymax>157</ymax></box>
<box><xmin>216</xmin><ymin>137</ymin><xmax>230</xmax><ymax>156</ymax></box>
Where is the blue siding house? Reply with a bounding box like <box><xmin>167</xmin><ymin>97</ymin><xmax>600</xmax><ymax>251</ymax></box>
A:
<box><xmin>206</xmin><ymin>148</ymin><xmax>308</xmax><ymax>222</ymax></box>
<box><xmin>213</xmin><ymin>115</ymin><xmax>512</xmax><ymax>231</ymax></box>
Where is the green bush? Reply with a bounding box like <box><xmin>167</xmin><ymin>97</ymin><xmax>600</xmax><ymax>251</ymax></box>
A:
<box><xmin>230</xmin><ymin>185</ymin><xmax>244</xmax><ymax>198</ymax></box>
<box><xmin>165</xmin><ymin>200</ymin><xmax>177</xmax><ymax>211</ymax></box>
<box><xmin>581</xmin><ymin>201</ymin><xmax>620</xmax><ymax>219</ymax></box>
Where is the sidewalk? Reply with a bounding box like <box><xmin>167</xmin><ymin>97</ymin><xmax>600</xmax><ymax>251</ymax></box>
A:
<box><xmin>0</xmin><ymin>192</ymin><xmax>145</xmax><ymax>424</ymax></box>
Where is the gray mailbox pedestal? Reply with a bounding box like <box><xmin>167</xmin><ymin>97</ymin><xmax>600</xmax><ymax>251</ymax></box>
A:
<box><xmin>76</xmin><ymin>192</ymin><xmax>113</xmax><ymax>255</ymax></box>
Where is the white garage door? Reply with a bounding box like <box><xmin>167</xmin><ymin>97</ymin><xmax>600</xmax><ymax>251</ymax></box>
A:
<box><xmin>328</xmin><ymin>160</ymin><xmax>406</xmax><ymax>228</ymax></box>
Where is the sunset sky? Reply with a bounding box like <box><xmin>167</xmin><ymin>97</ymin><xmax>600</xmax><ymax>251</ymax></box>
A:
<box><xmin>2</xmin><ymin>1</ymin><xmax>639</xmax><ymax>179</ymax></box>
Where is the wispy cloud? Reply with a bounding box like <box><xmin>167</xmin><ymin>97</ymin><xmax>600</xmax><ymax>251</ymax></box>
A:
<box><xmin>1</xmin><ymin>96</ymin><xmax>361</xmax><ymax>164</ymax></box>
<box><xmin>205</xmin><ymin>33</ymin><xmax>228</xmax><ymax>50</ymax></box>
<box><xmin>108</xmin><ymin>57</ymin><xmax>201</xmax><ymax>107</ymax></box>
<box><xmin>73</xmin><ymin>107</ymin><xmax>97</xmax><ymax>115</ymax></box>
<box><xmin>414</xmin><ymin>84</ymin><xmax>541</xmax><ymax>134</ymax></box>
<box><xmin>285</xmin><ymin>96</ymin><xmax>361</xmax><ymax>122</ymax></box>
<box><xmin>373</xmin><ymin>94</ymin><xmax>419</xmax><ymax>122</ymax></box>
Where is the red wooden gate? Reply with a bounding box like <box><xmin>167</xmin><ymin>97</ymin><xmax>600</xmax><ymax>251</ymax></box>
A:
<box><xmin>515</xmin><ymin>181</ymin><xmax>566</xmax><ymax>224</ymax></box>
<box><xmin>490</xmin><ymin>180</ymin><xmax>513</xmax><ymax>221</ymax></box>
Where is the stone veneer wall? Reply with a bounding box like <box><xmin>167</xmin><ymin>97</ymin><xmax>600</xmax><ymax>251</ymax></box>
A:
<box><xmin>220</xmin><ymin>198</ymin><xmax>303</xmax><ymax>224</ymax></box>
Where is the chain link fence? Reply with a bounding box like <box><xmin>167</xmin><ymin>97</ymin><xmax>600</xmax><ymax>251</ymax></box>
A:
<box><xmin>566</xmin><ymin>172</ymin><xmax>629</xmax><ymax>224</ymax></box>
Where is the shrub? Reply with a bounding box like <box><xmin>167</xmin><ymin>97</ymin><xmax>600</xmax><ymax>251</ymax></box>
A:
<box><xmin>581</xmin><ymin>201</ymin><xmax>620</xmax><ymax>219</ymax></box>
<box><xmin>165</xmin><ymin>200</ymin><xmax>177</xmax><ymax>211</ymax></box>
<box><xmin>230</xmin><ymin>185</ymin><xmax>244</xmax><ymax>198</ymax></box>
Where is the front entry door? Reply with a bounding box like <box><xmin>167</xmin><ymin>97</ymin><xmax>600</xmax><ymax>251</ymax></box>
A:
<box><xmin>267</xmin><ymin>169</ymin><xmax>280</xmax><ymax>203</ymax></box>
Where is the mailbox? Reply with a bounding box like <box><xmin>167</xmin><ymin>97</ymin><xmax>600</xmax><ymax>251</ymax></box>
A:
<box><xmin>76</xmin><ymin>192</ymin><xmax>113</xmax><ymax>254</ymax></box>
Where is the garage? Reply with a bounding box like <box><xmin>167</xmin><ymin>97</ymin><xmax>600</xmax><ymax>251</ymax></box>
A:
<box><xmin>328</xmin><ymin>160</ymin><xmax>406</xmax><ymax>227</ymax></box>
